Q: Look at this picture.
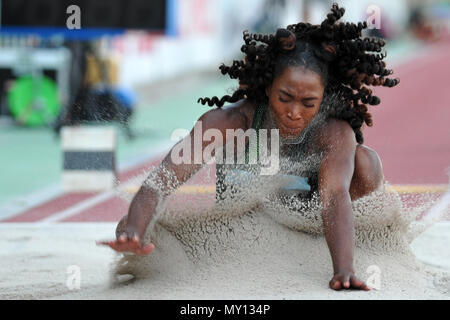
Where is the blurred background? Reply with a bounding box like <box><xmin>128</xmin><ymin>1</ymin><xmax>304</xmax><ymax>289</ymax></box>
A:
<box><xmin>0</xmin><ymin>0</ymin><xmax>449</xmax><ymax>222</ymax></box>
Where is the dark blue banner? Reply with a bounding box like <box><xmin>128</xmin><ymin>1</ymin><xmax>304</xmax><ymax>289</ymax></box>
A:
<box><xmin>0</xmin><ymin>0</ymin><xmax>178</xmax><ymax>39</ymax></box>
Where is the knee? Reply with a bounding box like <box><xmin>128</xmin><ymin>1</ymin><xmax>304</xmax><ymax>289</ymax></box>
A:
<box><xmin>351</xmin><ymin>145</ymin><xmax>384</xmax><ymax>199</ymax></box>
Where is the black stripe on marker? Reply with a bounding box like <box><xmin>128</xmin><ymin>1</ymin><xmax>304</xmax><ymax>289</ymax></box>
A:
<box><xmin>63</xmin><ymin>151</ymin><xmax>115</xmax><ymax>171</ymax></box>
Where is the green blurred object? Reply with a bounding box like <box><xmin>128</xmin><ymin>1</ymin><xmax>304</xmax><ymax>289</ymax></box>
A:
<box><xmin>7</xmin><ymin>75</ymin><xmax>60</xmax><ymax>127</ymax></box>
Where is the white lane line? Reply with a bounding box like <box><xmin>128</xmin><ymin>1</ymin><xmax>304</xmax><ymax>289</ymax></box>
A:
<box><xmin>40</xmin><ymin>143</ymin><xmax>173</xmax><ymax>223</ymax></box>
<box><xmin>0</xmin><ymin>183</ymin><xmax>61</xmax><ymax>221</ymax></box>
<box><xmin>1</xmin><ymin>139</ymin><xmax>173</xmax><ymax>223</ymax></box>
<box><xmin>39</xmin><ymin>190</ymin><xmax>116</xmax><ymax>223</ymax></box>
<box><xmin>39</xmin><ymin>171</ymin><xmax>152</xmax><ymax>223</ymax></box>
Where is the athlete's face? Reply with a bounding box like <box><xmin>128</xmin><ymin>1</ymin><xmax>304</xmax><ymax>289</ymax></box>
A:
<box><xmin>266</xmin><ymin>66</ymin><xmax>324</xmax><ymax>139</ymax></box>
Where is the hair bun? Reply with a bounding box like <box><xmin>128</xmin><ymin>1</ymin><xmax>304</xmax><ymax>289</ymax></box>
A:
<box><xmin>275</xmin><ymin>28</ymin><xmax>296</xmax><ymax>51</ymax></box>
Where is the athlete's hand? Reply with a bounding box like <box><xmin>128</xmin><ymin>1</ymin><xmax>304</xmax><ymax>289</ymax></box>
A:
<box><xmin>329</xmin><ymin>271</ymin><xmax>371</xmax><ymax>291</ymax></box>
<box><xmin>97</xmin><ymin>233</ymin><xmax>155</xmax><ymax>256</ymax></box>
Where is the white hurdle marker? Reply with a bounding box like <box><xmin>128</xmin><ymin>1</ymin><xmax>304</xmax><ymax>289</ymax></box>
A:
<box><xmin>61</xmin><ymin>126</ymin><xmax>117</xmax><ymax>192</ymax></box>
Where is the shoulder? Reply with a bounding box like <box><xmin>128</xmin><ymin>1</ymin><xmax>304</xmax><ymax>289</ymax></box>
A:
<box><xmin>198</xmin><ymin>99</ymin><xmax>256</xmax><ymax>132</ymax></box>
<box><xmin>317</xmin><ymin>118</ymin><xmax>356</xmax><ymax>153</ymax></box>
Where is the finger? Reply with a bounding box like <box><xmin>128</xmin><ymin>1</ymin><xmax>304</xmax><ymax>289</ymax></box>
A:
<box><xmin>343</xmin><ymin>275</ymin><xmax>351</xmax><ymax>289</ymax></box>
<box><xmin>141</xmin><ymin>243</ymin><xmax>155</xmax><ymax>255</ymax></box>
<box><xmin>133</xmin><ymin>243</ymin><xmax>155</xmax><ymax>255</ymax></box>
<box><xmin>116</xmin><ymin>243</ymin><xmax>140</xmax><ymax>253</ymax></box>
<box><xmin>350</xmin><ymin>276</ymin><xmax>371</xmax><ymax>291</ymax></box>
<box><xmin>330</xmin><ymin>278</ymin><xmax>342</xmax><ymax>291</ymax></box>
<box><xmin>329</xmin><ymin>278</ymin><xmax>335</xmax><ymax>289</ymax></box>
<box><xmin>118</xmin><ymin>234</ymin><xmax>127</xmax><ymax>243</ymax></box>
<box><xmin>96</xmin><ymin>240</ymin><xmax>113</xmax><ymax>246</ymax></box>
<box><xmin>361</xmin><ymin>285</ymin><xmax>371</xmax><ymax>291</ymax></box>
<box><xmin>130</xmin><ymin>238</ymin><xmax>141</xmax><ymax>249</ymax></box>
<box><xmin>350</xmin><ymin>276</ymin><xmax>363</xmax><ymax>287</ymax></box>
<box><xmin>98</xmin><ymin>240</ymin><xmax>131</xmax><ymax>253</ymax></box>
<box><xmin>108</xmin><ymin>241</ymin><xmax>125</xmax><ymax>252</ymax></box>
<box><xmin>127</xmin><ymin>230</ymin><xmax>138</xmax><ymax>241</ymax></box>
<box><xmin>112</xmin><ymin>241</ymin><xmax>138</xmax><ymax>252</ymax></box>
<box><xmin>333</xmin><ymin>280</ymin><xmax>342</xmax><ymax>291</ymax></box>
<box><xmin>134</xmin><ymin>248</ymin><xmax>147</xmax><ymax>256</ymax></box>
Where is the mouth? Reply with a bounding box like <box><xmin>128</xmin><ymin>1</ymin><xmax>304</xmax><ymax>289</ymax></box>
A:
<box><xmin>278</xmin><ymin>121</ymin><xmax>303</xmax><ymax>132</ymax></box>
<box><xmin>270</xmin><ymin>111</ymin><xmax>304</xmax><ymax>136</ymax></box>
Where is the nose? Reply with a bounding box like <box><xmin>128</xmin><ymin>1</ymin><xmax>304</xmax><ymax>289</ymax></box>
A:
<box><xmin>287</xmin><ymin>105</ymin><xmax>302</xmax><ymax>121</ymax></box>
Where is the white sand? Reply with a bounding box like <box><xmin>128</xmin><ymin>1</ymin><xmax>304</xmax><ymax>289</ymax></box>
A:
<box><xmin>1</xmin><ymin>185</ymin><xmax>449</xmax><ymax>300</ymax></box>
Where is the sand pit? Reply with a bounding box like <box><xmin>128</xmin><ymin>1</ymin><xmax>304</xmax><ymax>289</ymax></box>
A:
<box><xmin>1</xmin><ymin>183</ymin><xmax>449</xmax><ymax>300</ymax></box>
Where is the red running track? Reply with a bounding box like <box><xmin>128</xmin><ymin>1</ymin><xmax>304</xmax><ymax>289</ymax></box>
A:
<box><xmin>365</xmin><ymin>39</ymin><xmax>450</xmax><ymax>184</ymax></box>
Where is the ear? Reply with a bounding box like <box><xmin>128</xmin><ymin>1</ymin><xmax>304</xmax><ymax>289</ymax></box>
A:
<box><xmin>319</xmin><ymin>42</ymin><xmax>337</xmax><ymax>62</ymax></box>
<box><xmin>265</xmin><ymin>85</ymin><xmax>272</xmax><ymax>98</ymax></box>
<box><xmin>239</xmin><ymin>80</ymin><xmax>248</xmax><ymax>90</ymax></box>
<box><xmin>321</xmin><ymin>42</ymin><xmax>336</xmax><ymax>55</ymax></box>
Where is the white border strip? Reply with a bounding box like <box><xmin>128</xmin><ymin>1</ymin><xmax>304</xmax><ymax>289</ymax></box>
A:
<box><xmin>422</xmin><ymin>169</ymin><xmax>450</xmax><ymax>223</ymax></box>
<box><xmin>61</xmin><ymin>126</ymin><xmax>116</xmax><ymax>151</ymax></box>
<box><xmin>423</xmin><ymin>190</ymin><xmax>450</xmax><ymax>223</ymax></box>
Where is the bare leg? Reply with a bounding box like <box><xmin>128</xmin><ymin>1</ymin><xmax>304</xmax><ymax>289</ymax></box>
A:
<box><xmin>349</xmin><ymin>145</ymin><xmax>385</xmax><ymax>201</ymax></box>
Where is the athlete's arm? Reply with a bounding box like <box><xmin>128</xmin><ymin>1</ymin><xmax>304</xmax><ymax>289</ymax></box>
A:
<box><xmin>317</xmin><ymin>119</ymin><xmax>370</xmax><ymax>291</ymax></box>
<box><xmin>98</xmin><ymin>100</ymin><xmax>251</xmax><ymax>255</ymax></box>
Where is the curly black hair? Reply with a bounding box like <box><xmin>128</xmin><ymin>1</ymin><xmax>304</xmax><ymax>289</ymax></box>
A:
<box><xmin>197</xmin><ymin>3</ymin><xmax>399</xmax><ymax>143</ymax></box>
